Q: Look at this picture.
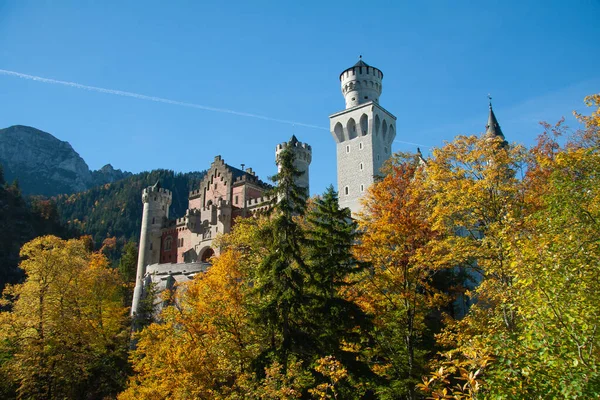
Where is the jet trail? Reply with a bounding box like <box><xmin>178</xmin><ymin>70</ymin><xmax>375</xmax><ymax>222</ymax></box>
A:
<box><xmin>0</xmin><ymin>68</ymin><xmax>327</xmax><ymax>131</ymax></box>
<box><xmin>0</xmin><ymin>68</ymin><xmax>433</xmax><ymax>148</ymax></box>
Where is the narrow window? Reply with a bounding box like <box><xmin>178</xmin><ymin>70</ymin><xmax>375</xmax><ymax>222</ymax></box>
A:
<box><xmin>152</xmin><ymin>217</ymin><xmax>155</xmax><ymax>224</ymax></box>
<box><xmin>360</xmin><ymin>163</ymin><xmax>363</xmax><ymax>171</ymax></box>
<box><xmin>214</xmin><ymin>183</ymin><xmax>217</xmax><ymax>190</ymax></box>
<box><xmin>346</xmin><ymin>145</ymin><xmax>350</xmax><ymax>153</ymax></box>
<box><xmin>361</xmin><ymin>184</ymin><xmax>364</xmax><ymax>192</ymax></box>
<box><xmin>344</xmin><ymin>186</ymin><xmax>349</xmax><ymax>196</ymax></box>
<box><xmin>359</xmin><ymin>142</ymin><xmax>363</xmax><ymax>150</ymax></box>
<box><xmin>364</xmin><ymin>96</ymin><xmax>368</xmax><ymax>99</ymax></box>
<box><xmin>235</xmin><ymin>195</ymin><xmax>239</xmax><ymax>204</ymax></box>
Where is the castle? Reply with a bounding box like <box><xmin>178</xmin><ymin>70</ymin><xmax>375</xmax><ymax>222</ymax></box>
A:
<box><xmin>131</xmin><ymin>58</ymin><xmax>505</xmax><ymax>316</ymax></box>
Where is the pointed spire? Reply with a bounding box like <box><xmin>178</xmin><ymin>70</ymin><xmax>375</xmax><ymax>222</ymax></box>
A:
<box><xmin>289</xmin><ymin>134</ymin><xmax>299</xmax><ymax>144</ymax></box>
<box><xmin>485</xmin><ymin>95</ymin><xmax>505</xmax><ymax>140</ymax></box>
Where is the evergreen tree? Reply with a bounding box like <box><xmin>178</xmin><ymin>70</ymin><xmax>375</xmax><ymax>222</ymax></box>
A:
<box><xmin>118</xmin><ymin>241</ymin><xmax>138</xmax><ymax>307</ymax></box>
<box><xmin>305</xmin><ymin>185</ymin><xmax>375</xmax><ymax>393</ymax></box>
<box><xmin>253</xmin><ymin>143</ymin><xmax>310</xmax><ymax>373</ymax></box>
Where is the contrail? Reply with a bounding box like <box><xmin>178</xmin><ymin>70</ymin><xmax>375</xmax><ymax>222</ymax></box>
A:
<box><xmin>0</xmin><ymin>68</ymin><xmax>328</xmax><ymax>131</ymax></box>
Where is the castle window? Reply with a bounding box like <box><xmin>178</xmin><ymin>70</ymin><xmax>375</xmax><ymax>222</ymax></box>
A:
<box><xmin>351</xmin><ymin>97</ymin><xmax>355</xmax><ymax>101</ymax></box>
<box><xmin>344</xmin><ymin>186</ymin><xmax>349</xmax><ymax>196</ymax></box>
<box><xmin>346</xmin><ymin>145</ymin><xmax>350</xmax><ymax>153</ymax></box>
<box><xmin>162</xmin><ymin>206</ymin><xmax>165</xmax><ymax>211</ymax></box>
<box><xmin>164</xmin><ymin>237</ymin><xmax>172</xmax><ymax>251</ymax></box>
<box><xmin>359</xmin><ymin>142</ymin><xmax>363</xmax><ymax>150</ymax></box>
<box><xmin>152</xmin><ymin>217</ymin><xmax>155</xmax><ymax>224</ymax></box>
<box><xmin>364</xmin><ymin>96</ymin><xmax>368</xmax><ymax>99</ymax></box>
<box><xmin>150</xmin><ymin>243</ymin><xmax>153</xmax><ymax>250</ymax></box>
<box><xmin>360</xmin><ymin>163</ymin><xmax>363</xmax><ymax>171</ymax></box>
<box><xmin>377</xmin><ymin>154</ymin><xmax>380</xmax><ymax>161</ymax></box>
<box><xmin>361</xmin><ymin>184</ymin><xmax>365</xmax><ymax>192</ymax></box>
<box><xmin>214</xmin><ymin>183</ymin><xmax>217</xmax><ymax>190</ymax></box>
<box><xmin>235</xmin><ymin>195</ymin><xmax>239</xmax><ymax>205</ymax></box>
<box><xmin>154</xmin><ymin>197</ymin><xmax>157</xmax><ymax>201</ymax></box>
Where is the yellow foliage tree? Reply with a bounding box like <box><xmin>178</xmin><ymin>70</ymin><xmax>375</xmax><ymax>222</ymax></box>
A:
<box><xmin>0</xmin><ymin>235</ymin><xmax>129</xmax><ymax>399</ymax></box>
<box><xmin>120</xmin><ymin>248</ymin><xmax>259</xmax><ymax>399</ymax></box>
<box><xmin>422</xmin><ymin>95</ymin><xmax>600</xmax><ymax>398</ymax></box>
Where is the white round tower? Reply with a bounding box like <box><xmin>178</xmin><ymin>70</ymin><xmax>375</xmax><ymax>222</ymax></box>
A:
<box><xmin>340</xmin><ymin>56</ymin><xmax>383</xmax><ymax>109</ymax></box>
<box><xmin>275</xmin><ymin>135</ymin><xmax>312</xmax><ymax>195</ymax></box>
<box><xmin>131</xmin><ymin>182</ymin><xmax>172</xmax><ymax>317</ymax></box>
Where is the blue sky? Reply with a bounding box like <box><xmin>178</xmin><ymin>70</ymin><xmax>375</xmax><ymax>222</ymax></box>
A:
<box><xmin>0</xmin><ymin>1</ymin><xmax>598</xmax><ymax>196</ymax></box>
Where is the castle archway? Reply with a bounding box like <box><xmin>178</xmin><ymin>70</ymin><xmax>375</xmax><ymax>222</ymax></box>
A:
<box><xmin>200</xmin><ymin>247</ymin><xmax>215</xmax><ymax>263</ymax></box>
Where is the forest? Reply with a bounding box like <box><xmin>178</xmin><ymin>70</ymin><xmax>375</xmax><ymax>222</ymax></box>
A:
<box><xmin>0</xmin><ymin>95</ymin><xmax>598</xmax><ymax>399</ymax></box>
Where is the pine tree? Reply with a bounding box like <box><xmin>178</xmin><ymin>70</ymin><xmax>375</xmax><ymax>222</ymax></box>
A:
<box><xmin>305</xmin><ymin>185</ymin><xmax>375</xmax><ymax>393</ymax></box>
<box><xmin>253</xmin><ymin>143</ymin><xmax>310</xmax><ymax>373</ymax></box>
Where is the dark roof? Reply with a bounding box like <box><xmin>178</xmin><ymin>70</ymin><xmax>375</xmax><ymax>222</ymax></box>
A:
<box><xmin>339</xmin><ymin>57</ymin><xmax>382</xmax><ymax>80</ymax></box>
<box><xmin>289</xmin><ymin>134</ymin><xmax>298</xmax><ymax>144</ymax></box>
<box><xmin>485</xmin><ymin>104</ymin><xmax>505</xmax><ymax>139</ymax></box>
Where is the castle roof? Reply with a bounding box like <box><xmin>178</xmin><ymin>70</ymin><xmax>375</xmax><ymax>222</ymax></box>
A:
<box><xmin>339</xmin><ymin>56</ymin><xmax>383</xmax><ymax>80</ymax></box>
<box><xmin>485</xmin><ymin>102</ymin><xmax>505</xmax><ymax>140</ymax></box>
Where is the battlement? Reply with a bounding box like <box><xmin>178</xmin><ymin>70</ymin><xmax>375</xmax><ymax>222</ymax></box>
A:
<box><xmin>143</xmin><ymin>186</ymin><xmax>172</xmax><ymax>197</ymax></box>
<box><xmin>276</xmin><ymin>140</ymin><xmax>312</xmax><ymax>152</ymax></box>
<box><xmin>245</xmin><ymin>195</ymin><xmax>275</xmax><ymax>207</ymax></box>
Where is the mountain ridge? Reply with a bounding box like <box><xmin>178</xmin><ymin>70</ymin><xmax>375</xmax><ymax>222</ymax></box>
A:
<box><xmin>0</xmin><ymin>125</ymin><xmax>132</xmax><ymax>196</ymax></box>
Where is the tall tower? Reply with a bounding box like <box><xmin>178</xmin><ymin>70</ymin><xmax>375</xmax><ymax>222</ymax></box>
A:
<box><xmin>275</xmin><ymin>135</ymin><xmax>312</xmax><ymax>196</ymax></box>
<box><xmin>131</xmin><ymin>182</ymin><xmax>172</xmax><ymax>316</ymax></box>
<box><xmin>330</xmin><ymin>57</ymin><xmax>397</xmax><ymax>214</ymax></box>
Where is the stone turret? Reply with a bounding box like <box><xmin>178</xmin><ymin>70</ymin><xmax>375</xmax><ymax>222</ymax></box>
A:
<box><xmin>131</xmin><ymin>182</ymin><xmax>172</xmax><ymax>317</ymax></box>
<box><xmin>276</xmin><ymin>135</ymin><xmax>312</xmax><ymax>195</ymax></box>
<box><xmin>340</xmin><ymin>56</ymin><xmax>383</xmax><ymax>109</ymax></box>
<box><xmin>330</xmin><ymin>58</ymin><xmax>397</xmax><ymax>214</ymax></box>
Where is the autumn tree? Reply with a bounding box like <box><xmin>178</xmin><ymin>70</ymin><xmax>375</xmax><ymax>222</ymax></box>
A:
<box><xmin>0</xmin><ymin>235</ymin><xmax>130</xmax><ymax>399</ymax></box>
<box><xmin>353</xmin><ymin>154</ymin><xmax>450</xmax><ymax>399</ymax></box>
<box><xmin>121</xmin><ymin>249</ymin><xmax>258</xmax><ymax>399</ymax></box>
<box><xmin>422</xmin><ymin>95</ymin><xmax>600</xmax><ymax>398</ymax></box>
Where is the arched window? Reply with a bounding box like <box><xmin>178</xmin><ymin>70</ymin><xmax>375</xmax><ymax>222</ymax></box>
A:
<box><xmin>347</xmin><ymin>118</ymin><xmax>357</xmax><ymax>140</ymax></box>
<box><xmin>334</xmin><ymin>122</ymin><xmax>344</xmax><ymax>142</ymax></box>
<box><xmin>164</xmin><ymin>236</ymin><xmax>172</xmax><ymax>251</ymax></box>
<box><xmin>382</xmin><ymin>120</ymin><xmax>388</xmax><ymax>142</ymax></box>
<box><xmin>375</xmin><ymin>115</ymin><xmax>381</xmax><ymax>137</ymax></box>
<box><xmin>360</xmin><ymin>114</ymin><xmax>368</xmax><ymax>136</ymax></box>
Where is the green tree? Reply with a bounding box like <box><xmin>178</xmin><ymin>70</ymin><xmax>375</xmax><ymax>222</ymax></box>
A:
<box><xmin>252</xmin><ymin>143</ymin><xmax>310</xmax><ymax>373</ymax></box>
<box><xmin>118</xmin><ymin>240</ymin><xmax>138</xmax><ymax>307</ymax></box>
<box><xmin>304</xmin><ymin>185</ymin><xmax>374</xmax><ymax>395</ymax></box>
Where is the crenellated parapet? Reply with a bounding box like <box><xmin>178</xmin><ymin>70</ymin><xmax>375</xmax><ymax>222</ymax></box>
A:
<box><xmin>245</xmin><ymin>195</ymin><xmax>275</xmax><ymax>207</ymax></box>
<box><xmin>142</xmin><ymin>184</ymin><xmax>172</xmax><ymax>204</ymax></box>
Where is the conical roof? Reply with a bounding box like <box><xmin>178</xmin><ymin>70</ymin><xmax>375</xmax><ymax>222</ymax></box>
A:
<box><xmin>485</xmin><ymin>103</ymin><xmax>505</xmax><ymax>139</ymax></box>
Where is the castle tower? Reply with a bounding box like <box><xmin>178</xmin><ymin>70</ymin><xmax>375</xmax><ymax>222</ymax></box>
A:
<box><xmin>484</xmin><ymin>97</ymin><xmax>507</xmax><ymax>143</ymax></box>
<box><xmin>275</xmin><ymin>135</ymin><xmax>312</xmax><ymax>195</ymax></box>
<box><xmin>131</xmin><ymin>182</ymin><xmax>172</xmax><ymax>316</ymax></box>
<box><xmin>330</xmin><ymin>57</ymin><xmax>397</xmax><ymax>214</ymax></box>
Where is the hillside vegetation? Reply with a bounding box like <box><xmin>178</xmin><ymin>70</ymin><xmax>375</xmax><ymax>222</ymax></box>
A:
<box><xmin>55</xmin><ymin>169</ymin><xmax>205</xmax><ymax>248</ymax></box>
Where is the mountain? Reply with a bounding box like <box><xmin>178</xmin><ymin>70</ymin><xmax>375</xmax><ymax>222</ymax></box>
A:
<box><xmin>91</xmin><ymin>163</ymin><xmax>132</xmax><ymax>186</ymax></box>
<box><xmin>0</xmin><ymin>125</ymin><xmax>131</xmax><ymax>196</ymax></box>
<box><xmin>55</xmin><ymin>169</ymin><xmax>205</xmax><ymax>249</ymax></box>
